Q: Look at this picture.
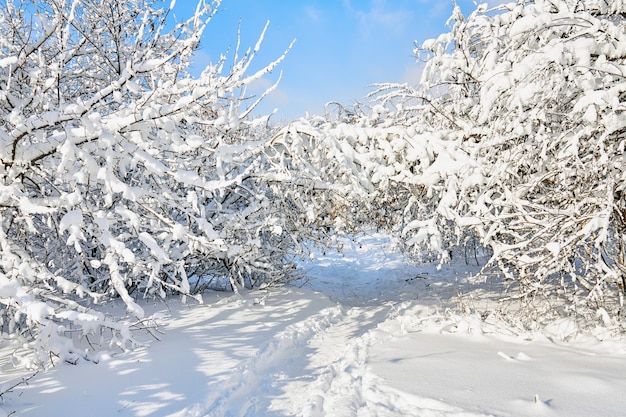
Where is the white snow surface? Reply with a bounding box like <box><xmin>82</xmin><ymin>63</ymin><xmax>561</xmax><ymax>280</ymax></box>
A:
<box><xmin>1</xmin><ymin>233</ymin><xmax>626</xmax><ymax>416</ymax></box>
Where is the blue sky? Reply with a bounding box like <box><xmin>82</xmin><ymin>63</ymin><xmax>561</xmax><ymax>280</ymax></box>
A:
<box><xmin>172</xmin><ymin>0</ymin><xmax>491</xmax><ymax>121</ymax></box>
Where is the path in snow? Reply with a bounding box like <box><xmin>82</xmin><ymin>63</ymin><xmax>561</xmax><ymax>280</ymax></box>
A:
<box><xmin>1</xmin><ymin>233</ymin><xmax>626</xmax><ymax>417</ymax></box>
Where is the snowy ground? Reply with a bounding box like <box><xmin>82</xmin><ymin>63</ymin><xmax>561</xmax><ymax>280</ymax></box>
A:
<box><xmin>1</xmin><ymin>233</ymin><xmax>626</xmax><ymax>416</ymax></box>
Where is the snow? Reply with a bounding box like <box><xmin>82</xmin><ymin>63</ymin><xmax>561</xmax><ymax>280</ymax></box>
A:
<box><xmin>0</xmin><ymin>56</ymin><xmax>17</xmax><ymax>68</ymax></box>
<box><xmin>1</xmin><ymin>233</ymin><xmax>626</xmax><ymax>416</ymax></box>
<box><xmin>139</xmin><ymin>232</ymin><xmax>172</xmax><ymax>263</ymax></box>
<box><xmin>59</xmin><ymin>210</ymin><xmax>84</xmax><ymax>246</ymax></box>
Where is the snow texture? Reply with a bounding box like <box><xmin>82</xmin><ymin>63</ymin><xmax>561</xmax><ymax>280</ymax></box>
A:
<box><xmin>1</xmin><ymin>234</ymin><xmax>624</xmax><ymax>417</ymax></box>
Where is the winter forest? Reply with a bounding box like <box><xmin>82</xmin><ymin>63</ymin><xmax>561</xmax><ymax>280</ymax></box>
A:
<box><xmin>2</xmin><ymin>0</ymin><xmax>626</xmax><ymax>415</ymax></box>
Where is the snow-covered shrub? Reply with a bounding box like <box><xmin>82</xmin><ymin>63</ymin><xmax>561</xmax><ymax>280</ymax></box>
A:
<box><xmin>269</xmin><ymin>99</ymin><xmax>482</xmax><ymax>264</ymax></box>
<box><xmin>373</xmin><ymin>0</ymin><xmax>626</xmax><ymax>325</ymax></box>
<box><xmin>267</xmin><ymin>110</ymin><xmax>382</xmax><ymax>240</ymax></box>
<box><xmin>0</xmin><ymin>0</ymin><xmax>297</xmax><ymax>365</ymax></box>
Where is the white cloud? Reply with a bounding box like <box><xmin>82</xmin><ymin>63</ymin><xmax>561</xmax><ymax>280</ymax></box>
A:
<box><xmin>401</xmin><ymin>63</ymin><xmax>425</xmax><ymax>86</ymax></box>
<box><xmin>343</xmin><ymin>0</ymin><xmax>414</xmax><ymax>38</ymax></box>
<box><xmin>246</xmin><ymin>76</ymin><xmax>289</xmax><ymax>109</ymax></box>
<box><xmin>304</xmin><ymin>5</ymin><xmax>322</xmax><ymax>23</ymax></box>
<box><xmin>486</xmin><ymin>0</ymin><xmax>514</xmax><ymax>6</ymax></box>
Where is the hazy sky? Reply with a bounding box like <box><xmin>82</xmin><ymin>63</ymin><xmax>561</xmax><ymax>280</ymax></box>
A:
<box><xmin>172</xmin><ymin>0</ymin><xmax>498</xmax><ymax>121</ymax></box>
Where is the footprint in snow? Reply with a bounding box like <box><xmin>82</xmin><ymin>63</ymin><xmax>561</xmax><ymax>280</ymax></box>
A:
<box><xmin>497</xmin><ymin>351</ymin><xmax>533</xmax><ymax>362</ymax></box>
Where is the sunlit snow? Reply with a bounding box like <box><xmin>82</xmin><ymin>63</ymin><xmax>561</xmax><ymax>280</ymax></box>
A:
<box><xmin>1</xmin><ymin>234</ymin><xmax>624</xmax><ymax>417</ymax></box>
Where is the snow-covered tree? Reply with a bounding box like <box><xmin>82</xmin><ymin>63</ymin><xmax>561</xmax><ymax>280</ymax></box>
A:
<box><xmin>0</xmin><ymin>0</ymin><xmax>297</xmax><ymax>365</ymax></box>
